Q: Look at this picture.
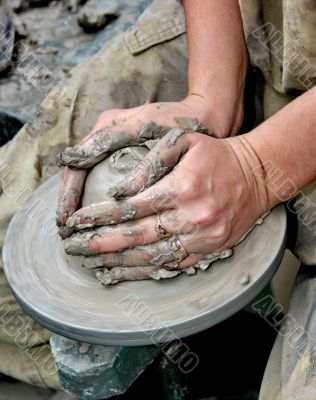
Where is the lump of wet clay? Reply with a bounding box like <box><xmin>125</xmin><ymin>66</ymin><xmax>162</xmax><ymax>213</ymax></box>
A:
<box><xmin>77</xmin><ymin>145</ymin><xmax>233</xmax><ymax>286</ymax></box>
<box><xmin>82</xmin><ymin>146</ymin><xmax>148</xmax><ymax>206</ymax></box>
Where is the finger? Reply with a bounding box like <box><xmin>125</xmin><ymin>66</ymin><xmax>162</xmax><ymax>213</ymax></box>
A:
<box><xmin>66</xmin><ymin>173</ymin><xmax>178</xmax><ymax>230</ymax></box>
<box><xmin>78</xmin><ymin>235</ymin><xmax>189</xmax><ymax>266</ymax></box>
<box><xmin>95</xmin><ymin>265</ymin><xmax>182</xmax><ymax>285</ymax></box>
<box><xmin>178</xmin><ymin>254</ymin><xmax>204</xmax><ymax>269</ymax></box>
<box><xmin>107</xmin><ymin>128</ymin><xmax>191</xmax><ymax>198</ymax></box>
<box><xmin>86</xmin><ymin>253</ymin><xmax>204</xmax><ymax>270</ymax></box>
<box><xmin>64</xmin><ymin>226</ymin><xmax>115</xmax><ymax>256</ymax></box>
<box><xmin>176</xmin><ymin>250</ymin><xmax>232</xmax><ymax>271</ymax></box>
<box><xmin>65</xmin><ymin>217</ymin><xmax>156</xmax><ymax>255</ymax></box>
<box><xmin>72</xmin><ymin>225</ymin><xmax>231</xmax><ymax>262</ymax></box>
<box><xmin>56</xmin><ymin>167</ymin><xmax>87</xmax><ymax>238</ymax></box>
<box><xmin>57</xmin><ymin>121</ymin><xmax>169</xmax><ymax>169</ymax></box>
<box><xmin>64</xmin><ymin>209</ymin><xmax>197</xmax><ymax>255</ymax></box>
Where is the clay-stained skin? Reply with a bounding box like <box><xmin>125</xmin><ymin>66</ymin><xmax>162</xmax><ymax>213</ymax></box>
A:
<box><xmin>56</xmin><ymin>121</ymin><xmax>169</xmax><ymax>169</ymax></box>
<box><xmin>66</xmin><ymin>232</ymin><xmax>188</xmax><ymax>263</ymax></box>
<box><xmin>95</xmin><ymin>266</ymin><xmax>180</xmax><ymax>286</ymax></box>
<box><xmin>78</xmin><ymin>218</ymin><xmax>269</xmax><ymax>286</ymax></box>
<box><xmin>95</xmin><ymin>266</ymin><xmax>183</xmax><ymax>286</ymax></box>
<box><xmin>175</xmin><ymin>117</ymin><xmax>209</xmax><ymax>134</ymax></box>
<box><xmin>64</xmin><ymin>225</ymin><xmax>113</xmax><ymax>256</ymax></box>
<box><xmin>56</xmin><ymin>167</ymin><xmax>87</xmax><ymax>238</ymax></box>
<box><xmin>165</xmin><ymin>127</ymin><xmax>186</xmax><ymax>146</ymax></box>
<box><xmin>66</xmin><ymin>200</ymin><xmax>137</xmax><ymax>230</ymax></box>
<box><xmin>57</xmin><ymin>118</ymin><xmax>207</xmax><ymax>170</ymax></box>
<box><xmin>92</xmin><ymin>249</ymin><xmax>233</xmax><ymax>286</ymax></box>
<box><xmin>59</xmin><ymin>117</ymin><xmax>269</xmax><ymax>286</ymax></box>
<box><xmin>106</xmin><ymin>128</ymin><xmax>189</xmax><ymax>199</ymax></box>
<box><xmin>106</xmin><ymin>152</ymin><xmax>168</xmax><ymax>198</ymax></box>
<box><xmin>80</xmin><ymin>235</ymin><xmax>187</xmax><ymax>265</ymax></box>
<box><xmin>56</xmin><ymin>119</ymin><xmax>208</xmax><ymax>232</ymax></box>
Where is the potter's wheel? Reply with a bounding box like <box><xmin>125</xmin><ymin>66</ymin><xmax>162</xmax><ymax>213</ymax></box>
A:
<box><xmin>3</xmin><ymin>173</ymin><xmax>286</xmax><ymax>346</ymax></box>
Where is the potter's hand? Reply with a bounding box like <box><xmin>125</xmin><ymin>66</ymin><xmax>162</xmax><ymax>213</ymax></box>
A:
<box><xmin>56</xmin><ymin>95</ymin><xmax>239</xmax><ymax>237</ymax></box>
<box><xmin>64</xmin><ymin>132</ymin><xmax>269</xmax><ymax>269</ymax></box>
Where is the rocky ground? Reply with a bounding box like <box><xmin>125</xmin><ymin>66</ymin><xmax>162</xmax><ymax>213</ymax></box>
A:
<box><xmin>0</xmin><ymin>0</ymin><xmax>149</xmax><ymax>123</ymax></box>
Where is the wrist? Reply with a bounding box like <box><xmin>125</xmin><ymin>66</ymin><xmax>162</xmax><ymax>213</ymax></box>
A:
<box><xmin>181</xmin><ymin>91</ymin><xmax>244</xmax><ymax>139</ymax></box>
<box><xmin>226</xmin><ymin>135</ymin><xmax>271</xmax><ymax>213</ymax></box>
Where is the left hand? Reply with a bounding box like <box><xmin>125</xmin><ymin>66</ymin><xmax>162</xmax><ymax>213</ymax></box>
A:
<box><xmin>64</xmin><ymin>130</ymin><xmax>269</xmax><ymax>269</ymax></box>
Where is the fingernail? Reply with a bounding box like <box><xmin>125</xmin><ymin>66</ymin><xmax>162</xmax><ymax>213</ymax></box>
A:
<box><xmin>106</xmin><ymin>186</ymin><xmax>119</xmax><ymax>198</ymax></box>
<box><xmin>66</xmin><ymin>215</ymin><xmax>76</xmax><ymax>228</ymax></box>
<box><xmin>82</xmin><ymin>256</ymin><xmax>104</xmax><ymax>269</ymax></box>
<box><xmin>58</xmin><ymin>225</ymin><xmax>74</xmax><ymax>239</ymax></box>
<box><xmin>64</xmin><ymin>236</ymin><xmax>94</xmax><ymax>256</ymax></box>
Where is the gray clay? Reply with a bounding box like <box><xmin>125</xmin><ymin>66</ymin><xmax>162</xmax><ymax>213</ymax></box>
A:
<box><xmin>82</xmin><ymin>146</ymin><xmax>149</xmax><ymax>205</ymax></box>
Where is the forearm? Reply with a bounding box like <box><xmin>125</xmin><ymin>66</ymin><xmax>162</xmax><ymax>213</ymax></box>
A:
<box><xmin>229</xmin><ymin>88</ymin><xmax>316</xmax><ymax>209</ymax></box>
<box><xmin>183</xmin><ymin>0</ymin><xmax>248</xmax><ymax>135</ymax></box>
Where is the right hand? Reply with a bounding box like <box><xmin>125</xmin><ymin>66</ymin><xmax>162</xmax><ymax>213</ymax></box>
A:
<box><xmin>56</xmin><ymin>94</ymin><xmax>244</xmax><ymax>237</ymax></box>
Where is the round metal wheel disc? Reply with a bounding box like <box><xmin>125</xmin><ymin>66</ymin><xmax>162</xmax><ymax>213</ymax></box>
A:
<box><xmin>3</xmin><ymin>174</ymin><xmax>286</xmax><ymax>346</ymax></box>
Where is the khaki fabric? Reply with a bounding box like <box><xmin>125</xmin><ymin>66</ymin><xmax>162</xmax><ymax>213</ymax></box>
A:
<box><xmin>240</xmin><ymin>0</ymin><xmax>316</xmax><ymax>94</ymax></box>
<box><xmin>0</xmin><ymin>0</ymin><xmax>187</xmax><ymax>388</ymax></box>
<box><xmin>240</xmin><ymin>0</ymin><xmax>316</xmax><ymax>265</ymax></box>
<box><xmin>240</xmin><ymin>1</ymin><xmax>316</xmax><ymax>399</ymax></box>
<box><xmin>260</xmin><ymin>272</ymin><xmax>316</xmax><ymax>400</ymax></box>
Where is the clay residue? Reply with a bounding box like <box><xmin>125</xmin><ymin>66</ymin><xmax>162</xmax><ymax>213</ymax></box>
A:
<box><xmin>138</xmin><ymin>120</ymin><xmax>169</xmax><ymax>140</ymax></box>
<box><xmin>175</xmin><ymin>117</ymin><xmax>208</xmax><ymax>133</ymax></box>
<box><xmin>26</xmin><ymin>105</ymin><xmax>58</xmax><ymax>137</ymax></box>
<box><xmin>57</xmin><ymin>122</ymin><xmax>166</xmax><ymax>169</ymax></box>
<box><xmin>90</xmin><ymin>213</ymin><xmax>270</xmax><ymax>286</ymax></box>
<box><xmin>95</xmin><ymin>266</ymin><xmax>180</xmax><ymax>286</ymax></box>
<box><xmin>64</xmin><ymin>226</ymin><xmax>113</xmax><ymax>256</ymax></box>
<box><xmin>165</xmin><ymin>127</ymin><xmax>185</xmax><ymax>146</ymax></box>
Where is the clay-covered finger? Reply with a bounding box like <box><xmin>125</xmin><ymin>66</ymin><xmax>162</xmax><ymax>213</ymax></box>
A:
<box><xmin>56</xmin><ymin>121</ymin><xmax>169</xmax><ymax>169</ymax></box>
<box><xmin>66</xmin><ymin>199</ymin><xmax>139</xmax><ymax>230</ymax></box>
<box><xmin>86</xmin><ymin>210</ymin><xmax>199</xmax><ymax>253</ymax></box>
<box><xmin>64</xmin><ymin>207</ymin><xmax>201</xmax><ymax>255</ymax></box>
<box><xmin>56</xmin><ymin>167</ymin><xmax>87</xmax><ymax>238</ymax></box>
<box><xmin>95</xmin><ymin>265</ymin><xmax>182</xmax><ymax>286</ymax></box>
<box><xmin>66</xmin><ymin>174</ymin><xmax>177</xmax><ymax>230</ymax></box>
<box><xmin>84</xmin><ymin>252</ymin><xmax>203</xmax><ymax>270</ymax></box>
<box><xmin>64</xmin><ymin>226</ymin><xmax>113</xmax><ymax>256</ymax></box>
<box><xmin>77</xmin><ymin>235</ymin><xmax>189</xmax><ymax>266</ymax></box>
<box><xmin>64</xmin><ymin>217</ymin><xmax>154</xmax><ymax>255</ymax></box>
<box><xmin>177</xmin><ymin>254</ymin><xmax>204</xmax><ymax>269</ymax></box>
<box><xmin>64</xmin><ymin>208</ymin><xmax>198</xmax><ymax>255</ymax></box>
<box><xmin>107</xmin><ymin>128</ymin><xmax>191</xmax><ymax>198</ymax></box>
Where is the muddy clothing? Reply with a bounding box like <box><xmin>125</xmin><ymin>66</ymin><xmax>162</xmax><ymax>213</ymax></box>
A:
<box><xmin>240</xmin><ymin>0</ymin><xmax>316</xmax><ymax>266</ymax></box>
<box><xmin>0</xmin><ymin>0</ymin><xmax>315</xmax><ymax>396</ymax></box>
<box><xmin>240</xmin><ymin>1</ymin><xmax>316</xmax><ymax>399</ymax></box>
